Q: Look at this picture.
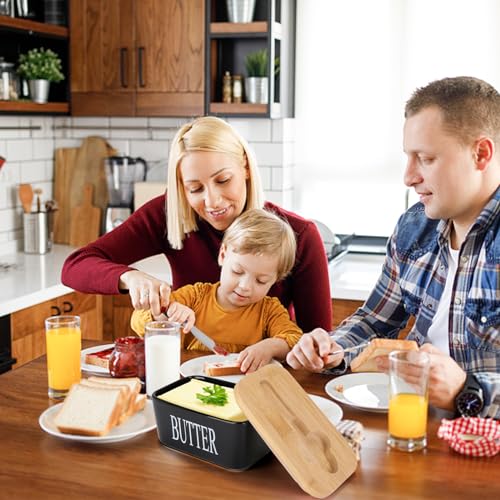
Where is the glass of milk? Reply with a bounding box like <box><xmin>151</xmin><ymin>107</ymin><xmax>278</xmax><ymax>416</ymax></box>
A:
<box><xmin>144</xmin><ymin>321</ymin><xmax>181</xmax><ymax>397</ymax></box>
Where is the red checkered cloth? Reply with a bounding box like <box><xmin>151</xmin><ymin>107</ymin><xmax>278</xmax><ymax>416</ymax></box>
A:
<box><xmin>438</xmin><ymin>417</ymin><xmax>500</xmax><ymax>457</ymax></box>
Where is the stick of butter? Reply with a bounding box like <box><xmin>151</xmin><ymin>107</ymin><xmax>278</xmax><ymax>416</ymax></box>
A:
<box><xmin>158</xmin><ymin>379</ymin><xmax>247</xmax><ymax>422</ymax></box>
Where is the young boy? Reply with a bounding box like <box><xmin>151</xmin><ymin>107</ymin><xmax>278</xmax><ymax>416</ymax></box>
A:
<box><xmin>131</xmin><ymin>208</ymin><xmax>302</xmax><ymax>373</ymax></box>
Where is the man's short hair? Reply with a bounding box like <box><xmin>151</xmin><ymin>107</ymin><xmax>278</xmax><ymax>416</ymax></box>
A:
<box><xmin>405</xmin><ymin>76</ymin><xmax>500</xmax><ymax>145</ymax></box>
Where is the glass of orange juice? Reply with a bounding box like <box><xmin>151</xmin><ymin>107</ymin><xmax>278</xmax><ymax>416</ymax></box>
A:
<box><xmin>387</xmin><ymin>350</ymin><xmax>430</xmax><ymax>452</ymax></box>
<box><xmin>45</xmin><ymin>315</ymin><xmax>82</xmax><ymax>398</ymax></box>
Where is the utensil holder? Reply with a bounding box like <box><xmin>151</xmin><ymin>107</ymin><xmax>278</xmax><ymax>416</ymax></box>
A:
<box><xmin>23</xmin><ymin>212</ymin><xmax>52</xmax><ymax>254</ymax></box>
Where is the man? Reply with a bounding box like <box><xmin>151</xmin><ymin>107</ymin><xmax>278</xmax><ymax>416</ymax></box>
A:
<box><xmin>287</xmin><ymin>76</ymin><xmax>500</xmax><ymax>418</ymax></box>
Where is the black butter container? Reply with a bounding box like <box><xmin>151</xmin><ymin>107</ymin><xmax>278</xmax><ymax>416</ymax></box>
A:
<box><xmin>152</xmin><ymin>376</ymin><xmax>270</xmax><ymax>471</ymax></box>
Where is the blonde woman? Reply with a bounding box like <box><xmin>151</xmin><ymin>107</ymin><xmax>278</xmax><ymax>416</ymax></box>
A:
<box><xmin>62</xmin><ymin>116</ymin><xmax>331</xmax><ymax>332</ymax></box>
<box><xmin>131</xmin><ymin>209</ymin><xmax>303</xmax><ymax>372</ymax></box>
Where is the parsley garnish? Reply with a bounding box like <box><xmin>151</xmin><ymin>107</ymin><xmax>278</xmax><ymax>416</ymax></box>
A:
<box><xmin>196</xmin><ymin>384</ymin><xmax>228</xmax><ymax>406</ymax></box>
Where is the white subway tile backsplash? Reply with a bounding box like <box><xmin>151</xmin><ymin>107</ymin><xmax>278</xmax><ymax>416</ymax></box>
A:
<box><xmin>0</xmin><ymin>114</ymin><xmax>295</xmax><ymax>255</ymax></box>
<box><xmin>20</xmin><ymin>161</ymin><xmax>47</xmax><ymax>183</ymax></box>
<box><xmin>6</xmin><ymin>140</ymin><xmax>33</xmax><ymax>161</ymax></box>
<box><xmin>33</xmin><ymin>139</ymin><xmax>55</xmax><ymax>160</ymax></box>
<box><xmin>251</xmin><ymin>142</ymin><xmax>283</xmax><ymax>166</ymax></box>
<box><xmin>228</xmin><ymin>118</ymin><xmax>272</xmax><ymax>142</ymax></box>
<box><xmin>130</xmin><ymin>140</ymin><xmax>169</xmax><ymax>162</ymax></box>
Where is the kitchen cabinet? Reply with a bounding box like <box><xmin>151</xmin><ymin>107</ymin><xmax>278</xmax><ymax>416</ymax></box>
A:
<box><xmin>102</xmin><ymin>295</ymin><xmax>135</xmax><ymax>341</ymax></box>
<box><xmin>0</xmin><ymin>15</ymin><xmax>69</xmax><ymax>113</ymax></box>
<box><xmin>332</xmin><ymin>299</ymin><xmax>415</xmax><ymax>339</ymax></box>
<box><xmin>205</xmin><ymin>0</ymin><xmax>295</xmax><ymax>118</ymax></box>
<box><xmin>70</xmin><ymin>0</ymin><xmax>204</xmax><ymax>116</ymax></box>
<box><xmin>10</xmin><ymin>292</ymin><xmax>102</xmax><ymax>369</ymax></box>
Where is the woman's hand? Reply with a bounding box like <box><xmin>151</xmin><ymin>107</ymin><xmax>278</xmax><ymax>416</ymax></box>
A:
<box><xmin>119</xmin><ymin>270</ymin><xmax>171</xmax><ymax>317</ymax></box>
<box><xmin>162</xmin><ymin>302</ymin><xmax>195</xmax><ymax>333</ymax></box>
<box><xmin>286</xmin><ymin>328</ymin><xmax>344</xmax><ymax>372</ymax></box>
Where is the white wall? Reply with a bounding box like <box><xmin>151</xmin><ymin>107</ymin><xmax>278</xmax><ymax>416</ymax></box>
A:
<box><xmin>294</xmin><ymin>0</ymin><xmax>500</xmax><ymax>236</ymax></box>
<box><xmin>0</xmin><ymin>116</ymin><xmax>295</xmax><ymax>255</ymax></box>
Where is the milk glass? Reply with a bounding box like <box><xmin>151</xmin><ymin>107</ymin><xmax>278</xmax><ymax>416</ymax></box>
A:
<box><xmin>144</xmin><ymin>321</ymin><xmax>181</xmax><ymax>397</ymax></box>
<box><xmin>387</xmin><ymin>350</ymin><xmax>430</xmax><ymax>452</ymax></box>
<box><xmin>45</xmin><ymin>315</ymin><xmax>81</xmax><ymax>398</ymax></box>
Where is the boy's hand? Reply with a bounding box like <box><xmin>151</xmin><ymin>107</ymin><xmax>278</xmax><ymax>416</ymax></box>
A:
<box><xmin>237</xmin><ymin>338</ymin><xmax>288</xmax><ymax>373</ymax></box>
<box><xmin>158</xmin><ymin>302</ymin><xmax>195</xmax><ymax>333</ymax></box>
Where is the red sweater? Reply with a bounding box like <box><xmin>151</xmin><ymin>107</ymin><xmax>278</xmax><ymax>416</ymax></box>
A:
<box><xmin>61</xmin><ymin>197</ymin><xmax>332</xmax><ymax>332</ymax></box>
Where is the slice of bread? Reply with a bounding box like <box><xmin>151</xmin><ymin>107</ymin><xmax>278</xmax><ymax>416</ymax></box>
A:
<box><xmin>84</xmin><ymin>347</ymin><xmax>114</xmax><ymax>369</ymax></box>
<box><xmin>204</xmin><ymin>359</ymin><xmax>242</xmax><ymax>377</ymax></box>
<box><xmin>350</xmin><ymin>338</ymin><xmax>418</xmax><ymax>373</ymax></box>
<box><xmin>54</xmin><ymin>384</ymin><xmax>125</xmax><ymax>437</ymax></box>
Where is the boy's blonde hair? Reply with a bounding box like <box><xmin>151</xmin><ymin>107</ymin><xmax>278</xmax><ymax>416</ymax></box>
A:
<box><xmin>166</xmin><ymin>116</ymin><xmax>264</xmax><ymax>249</ymax></box>
<box><xmin>222</xmin><ymin>209</ymin><xmax>297</xmax><ymax>281</ymax></box>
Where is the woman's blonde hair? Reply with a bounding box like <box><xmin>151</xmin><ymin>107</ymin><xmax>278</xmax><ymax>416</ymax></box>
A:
<box><xmin>222</xmin><ymin>208</ymin><xmax>297</xmax><ymax>281</ymax></box>
<box><xmin>167</xmin><ymin>116</ymin><xmax>264</xmax><ymax>249</ymax></box>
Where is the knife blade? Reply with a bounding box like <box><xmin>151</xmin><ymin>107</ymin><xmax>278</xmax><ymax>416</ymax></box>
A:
<box><xmin>191</xmin><ymin>325</ymin><xmax>229</xmax><ymax>356</ymax></box>
<box><xmin>157</xmin><ymin>312</ymin><xmax>229</xmax><ymax>356</ymax></box>
<box><xmin>329</xmin><ymin>341</ymin><xmax>369</xmax><ymax>357</ymax></box>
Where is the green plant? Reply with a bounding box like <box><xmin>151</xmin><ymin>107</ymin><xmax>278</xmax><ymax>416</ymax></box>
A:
<box><xmin>17</xmin><ymin>48</ymin><xmax>65</xmax><ymax>83</ymax></box>
<box><xmin>245</xmin><ymin>49</ymin><xmax>268</xmax><ymax>77</ymax></box>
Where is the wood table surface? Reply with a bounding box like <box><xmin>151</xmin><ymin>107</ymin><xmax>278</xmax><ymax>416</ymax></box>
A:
<box><xmin>0</xmin><ymin>342</ymin><xmax>498</xmax><ymax>500</ymax></box>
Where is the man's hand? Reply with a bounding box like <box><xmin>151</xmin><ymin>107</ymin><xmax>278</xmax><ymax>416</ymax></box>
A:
<box><xmin>286</xmin><ymin>329</ymin><xmax>344</xmax><ymax>372</ymax></box>
<box><xmin>376</xmin><ymin>343</ymin><xmax>467</xmax><ymax>410</ymax></box>
<box><xmin>419</xmin><ymin>343</ymin><xmax>467</xmax><ymax>411</ymax></box>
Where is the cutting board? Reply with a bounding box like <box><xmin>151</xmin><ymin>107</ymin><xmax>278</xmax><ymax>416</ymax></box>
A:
<box><xmin>69</xmin><ymin>183</ymin><xmax>101</xmax><ymax>247</ymax></box>
<box><xmin>53</xmin><ymin>137</ymin><xmax>117</xmax><ymax>243</ymax></box>
<box><xmin>235</xmin><ymin>365</ymin><xmax>357</xmax><ymax>499</ymax></box>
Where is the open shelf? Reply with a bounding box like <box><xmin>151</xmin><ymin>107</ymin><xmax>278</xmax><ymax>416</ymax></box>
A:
<box><xmin>0</xmin><ymin>15</ymin><xmax>68</xmax><ymax>38</ymax></box>
<box><xmin>0</xmin><ymin>101</ymin><xmax>69</xmax><ymax>113</ymax></box>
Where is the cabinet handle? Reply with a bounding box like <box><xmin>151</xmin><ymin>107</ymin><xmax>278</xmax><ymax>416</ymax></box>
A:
<box><xmin>120</xmin><ymin>48</ymin><xmax>128</xmax><ymax>88</ymax></box>
<box><xmin>50</xmin><ymin>306</ymin><xmax>61</xmax><ymax>316</ymax></box>
<box><xmin>138</xmin><ymin>47</ymin><xmax>145</xmax><ymax>87</ymax></box>
<box><xmin>63</xmin><ymin>301</ymin><xmax>73</xmax><ymax>313</ymax></box>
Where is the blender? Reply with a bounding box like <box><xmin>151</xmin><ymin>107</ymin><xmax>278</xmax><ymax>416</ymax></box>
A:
<box><xmin>104</xmin><ymin>156</ymin><xmax>147</xmax><ymax>232</ymax></box>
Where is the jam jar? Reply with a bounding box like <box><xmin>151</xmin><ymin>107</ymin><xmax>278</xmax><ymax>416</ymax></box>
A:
<box><xmin>109</xmin><ymin>336</ymin><xmax>145</xmax><ymax>381</ymax></box>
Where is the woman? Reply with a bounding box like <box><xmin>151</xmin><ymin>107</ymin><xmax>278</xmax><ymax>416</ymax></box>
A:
<box><xmin>61</xmin><ymin>116</ymin><xmax>332</xmax><ymax>332</ymax></box>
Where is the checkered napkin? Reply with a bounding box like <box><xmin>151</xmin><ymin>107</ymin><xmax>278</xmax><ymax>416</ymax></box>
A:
<box><xmin>336</xmin><ymin>419</ymin><xmax>364</xmax><ymax>460</ymax></box>
<box><xmin>437</xmin><ymin>417</ymin><xmax>500</xmax><ymax>457</ymax></box>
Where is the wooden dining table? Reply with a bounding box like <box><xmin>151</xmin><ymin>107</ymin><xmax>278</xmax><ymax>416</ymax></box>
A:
<box><xmin>1</xmin><ymin>342</ymin><xmax>498</xmax><ymax>500</ymax></box>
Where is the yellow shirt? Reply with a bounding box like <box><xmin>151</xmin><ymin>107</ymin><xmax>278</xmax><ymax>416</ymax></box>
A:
<box><xmin>130</xmin><ymin>282</ymin><xmax>302</xmax><ymax>353</ymax></box>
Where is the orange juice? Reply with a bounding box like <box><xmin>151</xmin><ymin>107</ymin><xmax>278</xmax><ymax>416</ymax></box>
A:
<box><xmin>46</xmin><ymin>326</ymin><xmax>81</xmax><ymax>393</ymax></box>
<box><xmin>388</xmin><ymin>393</ymin><xmax>428</xmax><ymax>439</ymax></box>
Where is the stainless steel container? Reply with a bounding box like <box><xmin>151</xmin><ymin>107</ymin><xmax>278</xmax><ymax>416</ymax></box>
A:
<box><xmin>226</xmin><ymin>0</ymin><xmax>256</xmax><ymax>23</ymax></box>
<box><xmin>23</xmin><ymin>212</ymin><xmax>52</xmax><ymax>254</ymax></box>
<box><xmin>245</xmin><ymin>76</ymin><xmax>268</xmax><ymax>104</ymax></box>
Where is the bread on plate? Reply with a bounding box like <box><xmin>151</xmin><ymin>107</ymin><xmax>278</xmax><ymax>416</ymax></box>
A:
<box><xmin>204</xmin><ymin>358</ymin><xmax>242</xmax><ymax>377</ymax></box>
<box><xmin>84</xmin><ymin>346</ymin><xmax>114</xmax><ymax>369</ymax></box>
<box><xmin>350</xmin><ymin>338</ymin><xmax>418</xmax><ymax>373</ymax></box>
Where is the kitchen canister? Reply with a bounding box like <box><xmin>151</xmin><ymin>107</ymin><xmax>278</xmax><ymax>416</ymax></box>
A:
<box><xmin>226</xmin><ymin>0</ymin><xmax>256</xmax><ymax>23</ymax></box>
<box><xmin>23</xmin><ymin>212</ymin><xmax>52</xmax><ymax>254</ymax></box>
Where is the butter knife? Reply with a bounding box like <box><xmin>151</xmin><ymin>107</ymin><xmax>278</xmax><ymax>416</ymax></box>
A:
<box><xmin>329</xmin><ymin>341</ymin><xmax>369</xmax><ymax>357</ymax></box>
<box><xmin>157</xmin><ymin>312</ymin><xmax>228</xmax><ymax>356</ymax></box>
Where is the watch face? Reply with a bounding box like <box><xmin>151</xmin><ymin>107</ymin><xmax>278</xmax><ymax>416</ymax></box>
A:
<box><xmin>457</xmin><ymin>392</ymin><xmax>483</xmax><ymax>417</ymax></box>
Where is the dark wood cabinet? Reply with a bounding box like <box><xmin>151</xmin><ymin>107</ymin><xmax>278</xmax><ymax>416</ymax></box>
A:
<box><xmin>70</xmin><ymin>0</ymin><xmax>205</xmax><ymax>116</ymax></box>
<box><xmin>205</xmin><ymin>0</ymin><xmax>295</xmax><ymax>118</ymax></box>
<box><xmin>102</xmin><ymin>295</ymin><xmax>135</xmax><ymax>341</ymax></box>
<box><xmin>0</xmin><ymin>15</ymin><xmax>69</xmax><ymax>114</ymax></box>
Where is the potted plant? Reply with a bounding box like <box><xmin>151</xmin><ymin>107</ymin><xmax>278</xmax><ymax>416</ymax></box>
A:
<box><xmin>17</xmin><ymin>47</ymin><xmax>64</xmax><ymax>104</ymax></box>
<box><xmin>244</xmin><ymin>48</ymin><xmax>268</xmax><ymax>104</ymax></box>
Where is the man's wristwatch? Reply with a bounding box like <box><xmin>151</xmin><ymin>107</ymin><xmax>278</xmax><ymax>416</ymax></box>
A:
<box><xmin>455</xmin><ymin>373</ymin><xmax>484</xmax><ymax>417</ymax></box>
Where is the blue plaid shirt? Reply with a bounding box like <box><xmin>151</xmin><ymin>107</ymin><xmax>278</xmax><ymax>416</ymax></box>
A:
<box><xmin>331</xmin><ymin>187</ymin><xmax>500</xmax><ymax>418</ymax></box>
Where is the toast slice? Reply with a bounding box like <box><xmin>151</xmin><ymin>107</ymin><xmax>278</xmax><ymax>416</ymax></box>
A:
<box><xmin>84</xmin><ymin>347</ymin><xmax>113</xmax><ymax>369</ymax></box>
<box><xmin>350</xmin><ymin>338</ymin><xmax>418</xmax><ymax>372</ymax></box>
<box><xmin>54</xmin><ymin>384</ymin><xmax>125</xmax><ymax>436</ymax></box>
<box><xmin>204</xmin><ymin>359</ymin><xmax>242</xmax><ymax>377</ymax></box>
<box><xmin>87</xmin><ymin>376</ymin><xmax>141</xmax><ymax>418</ymax></box>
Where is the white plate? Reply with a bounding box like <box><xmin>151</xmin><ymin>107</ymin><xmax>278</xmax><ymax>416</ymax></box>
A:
<box><xmin>309</xmin><ymin>394</ymin><xmax>343</xmax><ymax>425</ymax></box>
<box><xmin>325</xmin><ymin>373</ymin><xmax>389</xmax><ymax>412</ymax></box>
<box><xmin>39</xmin><ymin>400</ymin><xmax>156</xmax><ymax>444</ymax></box>
<box><xmin>80</xmin><ymin>344</ymin><xmax>114</xmax><ymax>375</ymax></box>
<box><xmin>180</xmin><ymin>354</ymin><xmax>281</xmax><ymax>383</ymax></box>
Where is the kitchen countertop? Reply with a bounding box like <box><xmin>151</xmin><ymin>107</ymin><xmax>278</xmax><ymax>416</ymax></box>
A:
<box><xmin>0</xmin><ymin>247</ymin><xmax>384</xmax><ymax>316</ymax></box>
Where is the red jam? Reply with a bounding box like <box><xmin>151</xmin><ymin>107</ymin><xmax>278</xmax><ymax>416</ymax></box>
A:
<box><xmin>109</xmin><ymin>336</ymin><xmax>145</xmax><ymax>381</ymax></box>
